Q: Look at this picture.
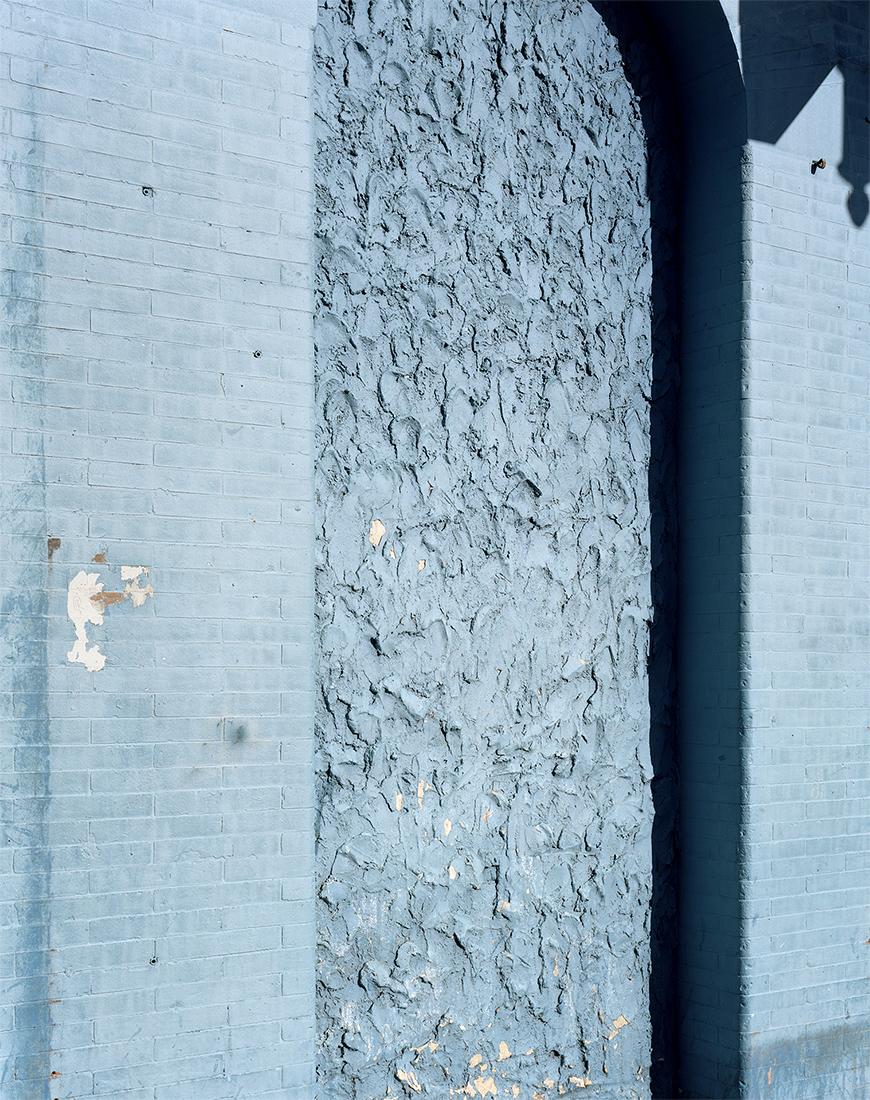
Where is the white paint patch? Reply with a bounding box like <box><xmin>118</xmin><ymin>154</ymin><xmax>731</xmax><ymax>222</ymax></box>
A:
<box><xmin>67</xmin><ymin>564</ymin><xmax>154</xmax><ymax>671</ymax></box>
<box><xmin>122</xmin><ymin>565</ymin><xmax>154</xmax><ymax>607</ymax></box>
<box><xmin>66</xmin><ymin>571</ymin><xmax>108</xmax><ymax>672</ymax></box>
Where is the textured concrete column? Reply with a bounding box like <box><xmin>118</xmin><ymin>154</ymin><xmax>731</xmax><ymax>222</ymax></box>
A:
<box><xmin>0</xmin><ymin>0</ymin><xmax>316</xmax><ymax>1093</ymax></box>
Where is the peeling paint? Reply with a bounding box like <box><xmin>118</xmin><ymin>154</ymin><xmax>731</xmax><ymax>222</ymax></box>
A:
<box><xmin>369</xmin><ymin>519</ymin><xmax>387</xmax><ymax>548</ymax></box>
<box><xmin>66</xmin><ymin>563</ymin><xmax>153</xmax><ymax>672</ymax></box>
<box><xmin>497</xmin><ymin>1042</ymin><xmax>511</xmax><ymax>1061</ymax></box>
<box><xmin>607</xmin><ymin>1015</ymin><xmax>629</xmax><ymax>1041</ymax></box>
<box><xmin>66</xmin><ymin>571</ymin><xmax>109</xmax><ymax>672</ymax></box>
<box><xmin>121</xmin><ymin>565</ymin><xmax>154</xmax><ymax>607</ymax></box>
<box><xmin>396</xmin><ymin>1067</ymin><xmax>422</xmax><ymax>1092</ymax></box>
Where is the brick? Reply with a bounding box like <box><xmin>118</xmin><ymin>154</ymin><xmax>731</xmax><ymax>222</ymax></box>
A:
<box><xmin>0</xmin><ymin>0</ymin><xmax>314</xmax><ymax>1092</ymax></box>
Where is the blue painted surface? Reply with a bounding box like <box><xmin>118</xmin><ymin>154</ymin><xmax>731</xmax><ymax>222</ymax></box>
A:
<box><xmin>0</xmin><ymin>0</ymin><xmax>317</xmax><ymax>1095</ymax></box>
<box><xmin>0</xmin><ymin>0</ymin><xmax>866</xmax><ymax>1095</ymax></box>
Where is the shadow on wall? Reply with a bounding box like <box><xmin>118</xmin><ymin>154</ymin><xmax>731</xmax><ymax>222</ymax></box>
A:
<box><xmin>592</xmin><ymin>5</ymin><xmax>682</xmax><ymax>1095</ymax></box>
<box><xmin>593</xmin><ymin>2</ymin><xmax>707</xmax><ymax>1092</ymax></box>
<box><xmin>740</xmin><ymin>0</ymin><xmax>869</xmax><ymax>226</ymax></box>
<box><xmin>601</xmin><ymin>2</ymin><xmax>750</xmax><ymax>1096</ymax></box>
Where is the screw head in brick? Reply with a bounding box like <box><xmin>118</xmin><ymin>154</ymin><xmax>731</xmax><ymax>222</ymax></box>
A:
<box><xmin>142</xmin><ymin>185</ymin><xmax>154</xmax><ymax>196</ymax></box>
<box><xmin>810</xmin><ymin>158</ymin><xmax>826</xmax><ymax>173</ymax></box>
<box><xmin>253</xmin><ymin>349</ymin><xmax>262</xmax><ymax>358</ymax></box>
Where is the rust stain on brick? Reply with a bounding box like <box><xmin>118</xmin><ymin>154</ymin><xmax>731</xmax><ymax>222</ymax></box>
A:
<box><xmin>91</xmin><ymin>590</ymin><xmax>125</xmax><ymax>611</ymax></box>
<box><xmin>47</xmin><ymin>536</ymin><xmax>61</xmax><ymax>560</ymax></box>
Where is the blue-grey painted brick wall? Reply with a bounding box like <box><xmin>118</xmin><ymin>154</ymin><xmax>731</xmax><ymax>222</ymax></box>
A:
<box><xmin>0</xmin><ymin>0</ymin><xmax>317</xmax><ymax>1095</ymax></box>
<box><xmin>739</xmin><ymin>1</ymin><xmax>870</xmax><ymax>1096</ymax></box>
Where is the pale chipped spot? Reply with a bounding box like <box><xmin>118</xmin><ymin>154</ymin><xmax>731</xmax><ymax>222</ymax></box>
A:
<box><xmin>512</xmin><ymin>1088</ymin><xmax>520</xmax><ymax>1098</ymax></box>
<box><xmin>443</xmin><ymin>819</ymin><xmax>453</xmax><ymax>837</ymax></box>
<box><xmin>543</xmin><ymin>1079</ymin><xmax>556</xmax><ymax>1089</ymax></box>
<box><xmin>553</xmin><ymin>962</ymin><xmax>559</xmax><ymax>976</ymax></box>
<box><xmin>474</xmin><ymin>1077</ymin><xmax>498</xmax><ymax>1097</ymax></box>
<box><xmin>497</xmin><ymin>899</ymin><xmax>510</xmax><ymax>912</ymax></box>
<box><xmin>767</xmin><ymin>1068</ymin><xmax>773</xmax><ymax>1087</ymax></box>
<box><xmin>389</xmin><ymin>545</ymin><xmax>397</xmax><ymax>559</ymax></box>
<box><xmin>395</xmin><ymin>792</ymin><xmax>404</xmax><ymax>812</ymax></box>
<box><xmin>449</xmin><ymin>865</ymin><xmax>458</xmax><ymax>880</ymax></box>
<box><xmin>607</xmin><ymin>1015</ymin><xmax>629</xmax><ymax>1041</ymax></box>
<box><xmin>413</xmin><ymin>1041</ymin><xmax>439</xmax><ymax>1053</ymax></box>
<box><xmin>396</xmin><ymin>1067</ymin><xmax>422</xmax><ymax>1092</ymax></box>
<box><xmin>66</xmin><ymin>571</ymin><xmax>108</xmax><ymax>671</ymax></box>
<box><xmin>369</xmin><ymin>519</ymin><xmax>387</xmax><ymax>548</ymax></box>
<box><xmin>417</xmin><ymin>558</ymin><xmax>426</xmax><ymax>571</ymax></box>
<box><xmin>497</xmin><ymin>1041</ymin><xmax>511</xmax><ymax>1061</ymax></box>
<box><xmin>482</xmin><ymin>807</ymin><xmax>492</xmax><ymax>824</ymax></box>
<box><xmin>469</xmin><ymin>1054</ymin><xmax>484</xmax><ymax>1069</ymax></box>
<box><xmin>417</xmin><ymin>779</ymin><xmax>432</xmax><ymax>808</ymax></box>
<box><xmin>569</xmin><ymin>1077</ymin><xmax>592</xmax><ymax>1088</ymax></box>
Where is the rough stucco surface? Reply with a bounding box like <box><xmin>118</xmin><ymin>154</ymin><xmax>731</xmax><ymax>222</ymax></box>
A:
<box><xmin>314</xmin><ymin>2</ymin><xmax>675</xmax><ymax>1095</ymax></box>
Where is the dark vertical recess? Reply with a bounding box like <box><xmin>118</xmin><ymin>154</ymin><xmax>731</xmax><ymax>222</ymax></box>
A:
<box><xmin>595</xmin><ymin>4</ymin><xmax>750</xmax><ymax>1095</ymax></box>
<box><xmin>592</xmin><ymin>5</ymin><xmax>682</xmax><ymax>1093</ymax></box>
<box><xmin>645</xmin><ymin>4</ymin><xmax>748</xmax><ymax>1096</ymax></box>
